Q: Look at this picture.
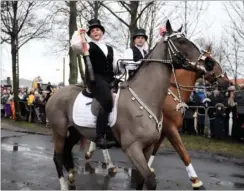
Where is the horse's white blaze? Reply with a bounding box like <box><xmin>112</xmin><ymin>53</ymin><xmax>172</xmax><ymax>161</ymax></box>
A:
<box><xmin>59</xmin><ymin>177</ymin><xmax>68</xmax><ymax>190</ymax></box>
<box><xmin>148</xmin><ymin>155</ymin><xmax>155</xmax><ymax>167</ymax></box>
<box><xmin>186</xmin><ymin>163</ymin><xmax>197</xmax><ymax>179</ymax></box>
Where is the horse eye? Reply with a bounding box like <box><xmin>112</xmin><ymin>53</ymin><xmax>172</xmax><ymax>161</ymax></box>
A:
<box><xmin>178</xmin><ymin>39</ymin><xmax>185</xmax><ymax>44</ymax></box>
<box><xmin>205</xmin><ymin>59</ymin><xmax>214</xmax><ymax>71</ymax></box>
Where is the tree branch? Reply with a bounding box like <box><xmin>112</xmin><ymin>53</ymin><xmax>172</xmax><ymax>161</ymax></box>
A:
<box><xmin>100</xmin><ymin>2</ymin><xmax>129</xmax><ymax>28</ymax></box>
<box><xmin>119</xmin><ymin>1</ymin><xmax>132</xmax><ymax>15</ymax></box>
<box><xmin>17</xmin><ymin>2</ymin><xmax>34</xmax><ymax>34</ymax></box>
<box><xmin>135</xmin><ymin>1</ymin><xmax>154</xmax><ymax>23</ymax></box>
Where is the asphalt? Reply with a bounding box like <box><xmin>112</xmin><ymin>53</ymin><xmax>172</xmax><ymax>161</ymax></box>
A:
<box><xmin>1</xmin><ymin>123</ymin><xmax>244</xmax><ymax>190</ymax></box>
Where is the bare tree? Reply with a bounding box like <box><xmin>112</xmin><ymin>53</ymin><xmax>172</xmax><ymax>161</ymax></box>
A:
<box><xmin>176</xmin><ymin>1</ymin><xmax>210</xmax><ymax>39</ymax></box>
<box><xmin>77</xmin><ymin>1</ymin><xmax>102</xmax><ymax>24</ymax></box>
<box><xmin>137</xmin><ymin>1</ymin><xmax>165</xmax><ymax>50</ymax></box>
<box><xmin>224</xmin><ymin>1</ymin><xmax>244</xmax><ymax>48</ymax></box>
<box><xmin>1</xmin><ymin>1</ymin><xmax>54</xmax><ymax>119</ymax></box>
<box><xmin>223</xmin><ymin>2</ymin><xmax>244</xmax><ymax>80</ymax></box>
<box><xmin>222</xmin><ymin>32</ymin><xmax>244</xmax><ymax>84</ymax></box>
<box><xmin>100</xmin><ymin>1</ymin><xmax>154</xmax><ymax>47</ymax></box>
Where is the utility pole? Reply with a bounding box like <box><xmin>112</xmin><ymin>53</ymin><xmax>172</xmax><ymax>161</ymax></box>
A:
<box><xmin>63</xmin><ymin>57</ymin><xmax>65</xmax><ymax>86</ymax></box>
<box><xmin>184</xmin><ymin>1</ymin><xmax>187</xmax><ymax>36</ymax></box>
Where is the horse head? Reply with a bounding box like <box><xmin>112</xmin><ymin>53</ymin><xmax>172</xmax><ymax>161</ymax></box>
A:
<box><xmin>162</xmin><ymin>20</ymin><xmax>202</xmax><ymax>69</ymax></box>
<box><xmin>198</xmin><ymin>45</ymin><xmax>230</xmax><ymax>88</ymax></box>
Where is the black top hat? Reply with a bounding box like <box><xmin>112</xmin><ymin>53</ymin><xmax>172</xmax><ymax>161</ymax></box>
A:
<box><xmin>133</xmin><ymin>28</ymin><xmax>148</xmax><ymax>41</ymax></box>
<box><xmin>87</xmin><ymin>19</ymin><xmax>105</xmax><ymax>36</ymax></box>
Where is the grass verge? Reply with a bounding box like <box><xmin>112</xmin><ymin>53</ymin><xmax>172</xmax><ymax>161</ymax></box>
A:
<box><xmin>161</xmin><ymin>134</ymin><xmax>244</xmax><ymax>158</ymax></box>
<box><xmin>1</xmin><ymin>118</ymin><xmax>243</xmax><ymax>158</ymax></box>
<box><xmin>1</xmin><ymin>118</ymin><xmax>52</xmax><ymax>135</ymax></box>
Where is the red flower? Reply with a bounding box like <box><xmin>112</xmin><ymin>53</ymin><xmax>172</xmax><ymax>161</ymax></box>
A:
<box><xmin>159</xmin><ymin>26</ymin><xmax>167</xmax><ymax>36</ymax></box>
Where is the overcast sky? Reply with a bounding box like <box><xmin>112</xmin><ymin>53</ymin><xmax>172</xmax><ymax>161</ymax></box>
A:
<box><xmin>0</xmin><ymin>1</ymin><xmax>238</xmax><ymax>85</ymax></box>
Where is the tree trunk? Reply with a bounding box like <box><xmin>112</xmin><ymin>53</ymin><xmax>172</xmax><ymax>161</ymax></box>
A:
<box><xmin>129</xmin><ymin>2</ymin><xmax>139</xmax><ymax>48</ymax></box>
<box><xmin>11</xmin><ymin>1</ymin><xmax>21</xmax><ymax>120</ymax></box>
<box><xmin>11</xmin><ymin>37</ymin><xmax>20</xmax><ymax>120</ymax></box>
<box><xmin>94</xmin><ymin>1</ymin><xmax>100</xmax><ymax>19</ymax></box>
<box><xmin>68</xmin><ymin>1</ymin><xmax>78</xmax><ymax>84</ymax></box>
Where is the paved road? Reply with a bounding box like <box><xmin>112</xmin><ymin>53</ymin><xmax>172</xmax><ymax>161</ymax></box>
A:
<box><xmin>1</xmin><ymin>127</ymin><xmax>244</xmax><ymax>190</ymax></box>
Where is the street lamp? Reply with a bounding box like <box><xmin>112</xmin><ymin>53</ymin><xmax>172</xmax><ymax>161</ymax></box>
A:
<box><xmin>55</xmin><ymin>57</ymin><xmax>65</xmax><ymax>86</ymax></box>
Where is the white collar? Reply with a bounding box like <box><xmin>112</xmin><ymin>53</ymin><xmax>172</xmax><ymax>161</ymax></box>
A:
<box><xmin>135</xmin><ymin>44</ymin><xmax>145</xmax><ymax>51</ymax></box>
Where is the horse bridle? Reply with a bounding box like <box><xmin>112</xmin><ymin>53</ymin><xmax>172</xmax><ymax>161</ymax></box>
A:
<box><xmin>198</xmin><ymin>51</ymin><xmax>227</xmax><ymax>85</ymax></box>
<box><xmin>118</xmin><ymin>31</ymin><xmax>226</xmax><ymax>87</ymax></box>
<box><xmin>162</xmin><ymin>32</ymin><xmax>207</xmax><ymax>73</ymax></box>
<box><xmin>163</xmin><ymin>33</ymin><xmax>227</xmax><ymax>86</ymax></box>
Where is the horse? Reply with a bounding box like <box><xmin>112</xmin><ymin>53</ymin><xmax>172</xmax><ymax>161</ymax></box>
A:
<box><xmin>46</xmin><ymin>20</ymin><xmax>207</xmax><ymax>190</ymax></box>
<box><xmin>84</xmin><ymin>46</ymin><xmax>231</xmax><ymax>189</ymax></box>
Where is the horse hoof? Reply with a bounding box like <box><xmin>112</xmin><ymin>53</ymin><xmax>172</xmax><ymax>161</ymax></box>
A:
<box><xmin>146</xmin><ymin>174</ymin><xmax>157</xmax><ymax>190</ymax></box>
<box><xmin>193</xmin><ymin>185</ymin><xmax>206</xmax><ymax>190</ymax></box>
<box><xmin>108</xmin><ymin>167</ymin><xmax>117</xmax><ymax>176</ymax></box>
<box><xmin>150</xmin><ymin>168</ymin><xmax>155</xmax><ymax>172</ymax></box>
<box><xmin>136</xmin><ymin>184</ymin><xmax>144</xmax><ymax>190</ymax></box>
<box><xmin>68</xmin><ymin>184</ymin><xmax>76</xmax><ymax>190</ymax></box>
<box><xmin>102</xmin><ymin>162</ymin><xmax>107</xmax><ymax>169</ymax></box>
<box><xmin>85</xmin><ymin>152</ymin><xmax>91</xmax><ymax>160</ymax></box>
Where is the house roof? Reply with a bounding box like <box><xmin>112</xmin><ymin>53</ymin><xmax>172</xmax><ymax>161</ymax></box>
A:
<box><xmin>230</xmin><ymin>78</ymin><xmax>244</xmax><ymax>85</ymax></box>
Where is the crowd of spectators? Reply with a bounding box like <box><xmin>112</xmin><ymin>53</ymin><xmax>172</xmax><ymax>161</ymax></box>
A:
<box><xmin>1</xmin><ymin>79</ymin><xmax>244</xmax><ymax>142</ymax></box>
<box><xmin>1</xmin><ymin>82</ymin><xmax>54</xmax><ymax>124</ymax></box>
<box><xmin>182</xmin><ymin>79</ymin><xmax>244</xmax><ymax>142</ymax></box>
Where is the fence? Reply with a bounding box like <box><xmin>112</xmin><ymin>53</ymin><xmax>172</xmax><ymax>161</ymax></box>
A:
<box><xmin>1</xmin><ymin>101</ymin><xmax>244</xmax><ymax>140</ymax></box>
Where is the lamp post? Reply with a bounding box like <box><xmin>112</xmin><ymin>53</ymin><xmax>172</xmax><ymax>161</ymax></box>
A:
<box><xmin>56</xmin><ymin>57</ymin><xmax>66</xmax><ymax>87</ymax></box>
<box><xmin>63</xmin><ymin>57</ymin><xmax>65</xmax><ymax>86</ymax></box>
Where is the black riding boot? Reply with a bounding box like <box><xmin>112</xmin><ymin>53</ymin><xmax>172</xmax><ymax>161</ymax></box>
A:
<box><xmin>96</xmin><ymin>108</ymin><xmax>109</xmax><ymax>149</ymax></box>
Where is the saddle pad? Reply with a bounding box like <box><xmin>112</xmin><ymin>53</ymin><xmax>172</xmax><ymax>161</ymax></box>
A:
<box><xmin>72</xmin><ymin>88</ymin><xmax>121</xmax><ymax>128</ymax></box>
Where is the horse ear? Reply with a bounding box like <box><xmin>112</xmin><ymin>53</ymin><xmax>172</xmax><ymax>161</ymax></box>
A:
<box><xmin>166</xmin><ymin>20</ymin><xmax>173</xmax><ymax>34</ymax></box>
<box><xmin>177</xmin><ymin>25</ymin><xmax>183</xmax><ymax>33</ymax></box>
<box><xmin>207</xmin><ymin>44</ymin><xmax>212</xmax><ymax>53</ymax></box>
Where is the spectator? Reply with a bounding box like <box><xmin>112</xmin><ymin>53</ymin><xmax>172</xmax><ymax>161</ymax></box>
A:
<box><xmin>27</xmin><ymin>90</ymin><xmax>35</xmax><ymax>106</ymax></box>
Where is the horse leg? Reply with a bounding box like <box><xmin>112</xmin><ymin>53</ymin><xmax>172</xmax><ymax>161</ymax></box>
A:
<box><xmin>166</xmin><ymin>127</ymin><xmax>205</xmax><ymax>190</ymax></box>
<box><xmin>148</xmin><ymin>132</ymin><xmax>166</xmax><ymax>172</ymax></box>
<box><xmin>125</xmin><ymin>142</ymin><xmax>157</xmax><ymax>190</ymax></box>
<box><xmin>63</xmin><ymin>127</ymin><xmax>81</xmax><ymax>190</ymax></box>
<box><xmin>53</xmin><ymin>131</ymin><xmax>68</xmax><ymax>190</ymax></box>
<box><xmin>85</xmin><ymin>141</ymin><xmax>96</xmax><ymax>160</ymax></box>
<box><xmin>135</xmin><ymin>145</ymin><xmax>156</xmax><ymax>189</ymax></box>
<box><xmin>102</xmin><ymin>149</ymin><xmax>117</xmax><ymax>175</ymax></box>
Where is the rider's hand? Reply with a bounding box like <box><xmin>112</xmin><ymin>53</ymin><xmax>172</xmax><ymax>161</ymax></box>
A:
<box><xmin>119</xmin><ymin>61</ymin><xmax>126</xmax><ymax>68</ymax></box>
